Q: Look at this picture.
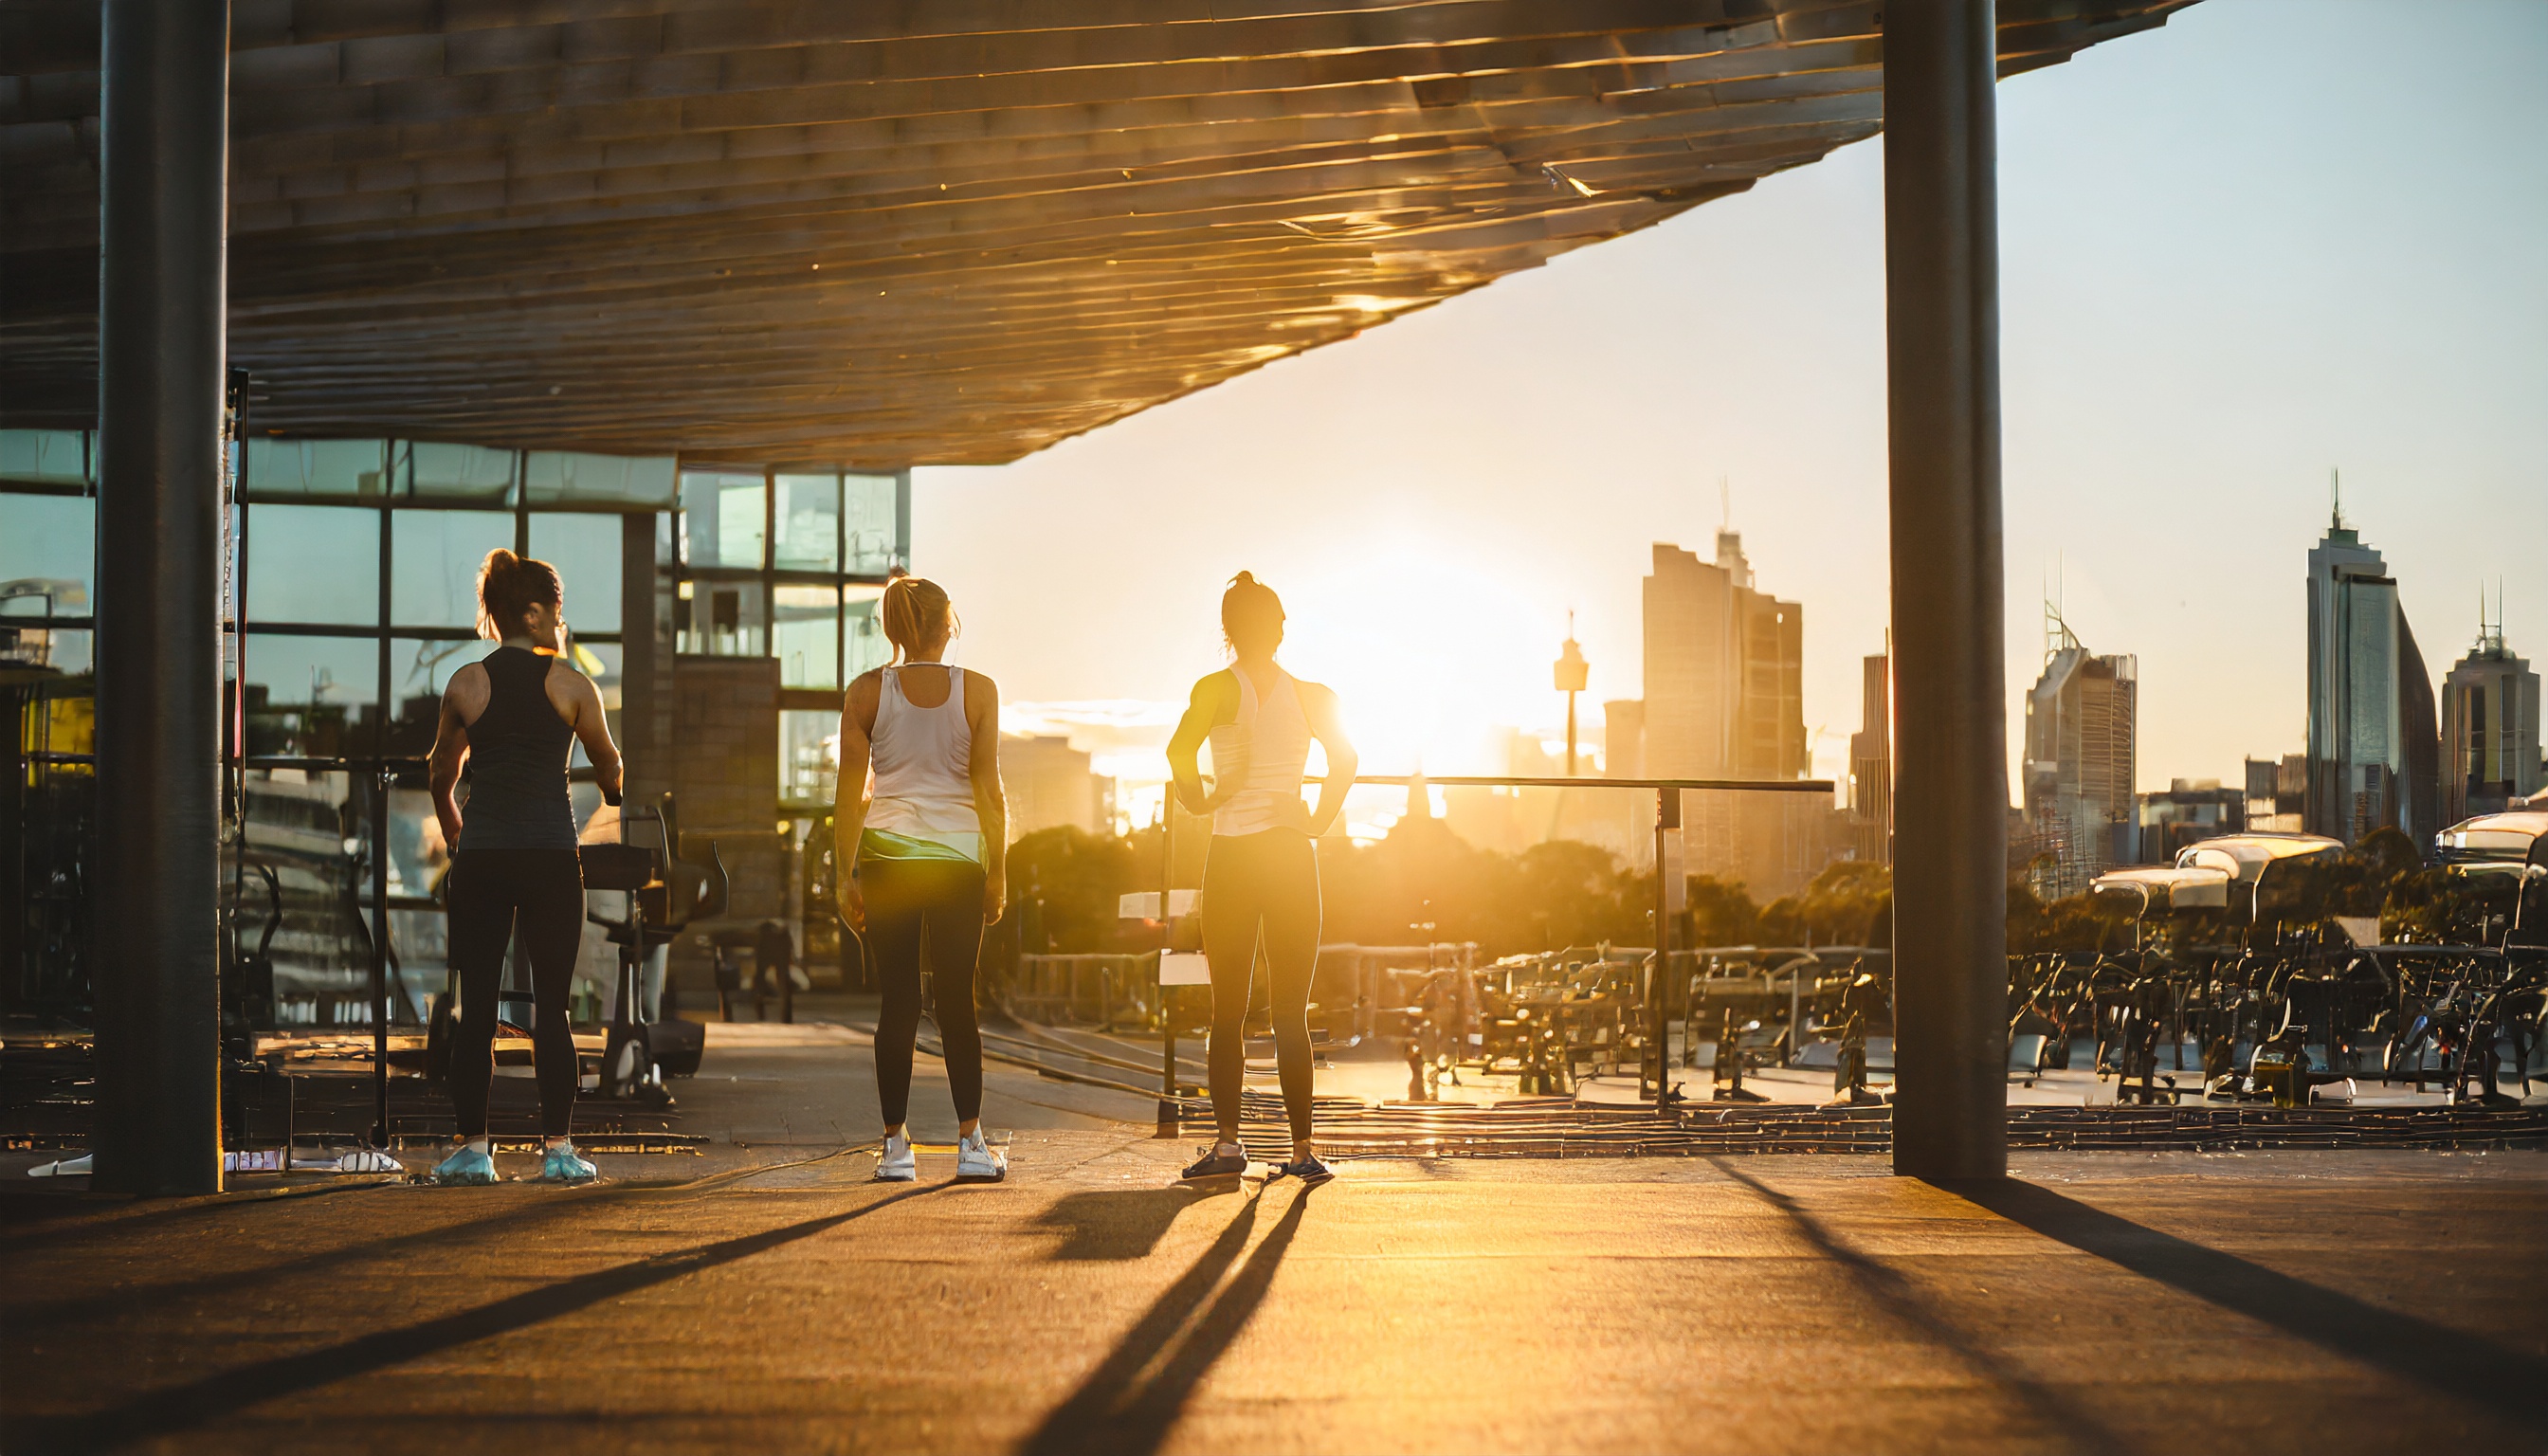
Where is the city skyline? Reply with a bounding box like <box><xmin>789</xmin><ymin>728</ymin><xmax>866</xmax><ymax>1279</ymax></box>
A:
<box><xmin>918</xmin><ymin>0</ymin><xmax>2547</xmax><ymax>796</ymax></box>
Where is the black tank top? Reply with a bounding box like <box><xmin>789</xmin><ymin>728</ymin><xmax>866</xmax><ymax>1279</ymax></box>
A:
<box><xmin>456</xmin><ymin>646</ymin><xmax>578</xmax><ymax>852</ymax></box>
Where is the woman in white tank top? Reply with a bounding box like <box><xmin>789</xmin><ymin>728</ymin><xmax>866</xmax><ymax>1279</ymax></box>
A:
<box><xmin>837</xmin><ymin>575</ymin><xmax>1008</xmax><ymax>1182</ymax></box>
<box><xmin>1165</xmin><ymin>572</ymin><xmax>1357</xmax><ymax>1185</ymax></box>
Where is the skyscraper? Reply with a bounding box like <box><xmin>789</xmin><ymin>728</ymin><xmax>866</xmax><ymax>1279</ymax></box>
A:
<box><xmin>1641</xmin><ymin>533</ymin><xmax>1812</xmax><ymax>893</ymax></box>
<box><xmin>2021</xmin><ymin>611</ymin><xmax>2137</xmax><ymax>898</ymax></box>
<box><xmin>2439</xmin><ymin>605</ymin><xmax>2543</xmax><ymax>825</ymax></box>
<box><xmin>2304</xmin><ymin>509</ymin><xmax>2440</xmax><ymax>846</ymax></box>
<box><xmin>1848</xmin><ymin>651</ymin><xmax>1891</xmax><ymax>864</ymax></box>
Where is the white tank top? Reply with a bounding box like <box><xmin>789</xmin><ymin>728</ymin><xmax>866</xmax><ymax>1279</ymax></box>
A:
<box><xmin>1209</xmin><ymin>665</ymin><xmax>1313</xmax><ymax>837</ymax></box>
<box><xmin>866</xmin><ymin>664</ymin><xmax>982</xmax><ymax>860</ymax></box>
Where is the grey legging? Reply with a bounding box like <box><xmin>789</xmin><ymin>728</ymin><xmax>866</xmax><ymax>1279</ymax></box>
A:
<box><xmin>1201</xmin><ymin>828</ymin><xmax>1321</xmax><ymax>1145</ymax></box>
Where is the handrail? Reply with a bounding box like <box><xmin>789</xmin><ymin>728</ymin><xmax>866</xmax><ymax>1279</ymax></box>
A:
<box><xmin>1318</xmin><ymin>774</ymin><xmax>1835</xmax><ymax>793</ymax></box>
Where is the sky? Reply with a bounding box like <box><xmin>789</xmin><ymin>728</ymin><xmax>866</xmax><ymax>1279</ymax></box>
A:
<box><xmin>912</xmin><ymin>0</ymin><xmax>2548</xmax><ymax>800</ymax></box>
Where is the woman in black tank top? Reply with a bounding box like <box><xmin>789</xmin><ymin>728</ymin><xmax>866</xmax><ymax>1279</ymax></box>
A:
<box><xmin>426</xmin><ymin>550</ymin><xmax>625</xmax><ymax>1186</ymax></box>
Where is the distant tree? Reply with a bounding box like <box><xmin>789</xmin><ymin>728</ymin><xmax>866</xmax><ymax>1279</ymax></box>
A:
<box><xmin>2275</xmin><ymin>827</ymin><xmax>2428</xmax><ymax>927</ymax></box>
<box><xmin>1507</xmin><ymin>839</ymin><xmax>1645</xmax><ymax>951</ymax></box>
<box><xmin>1684</xmin><ymin>874</ymin><xmax>1762</xmax><ymax>948</ymax></box>
<box><xmin>1005</xmin><ymin>826</ymin><xmax>1138</xmax><ymax>953</ymax></box>
<box><xmin>1758</xmin><ymin>862</ymin><xmax>1892</xmax><ymax>947</ymax></box>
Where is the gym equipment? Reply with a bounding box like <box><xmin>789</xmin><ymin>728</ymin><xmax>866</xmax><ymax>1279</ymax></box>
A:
<box><xmin>579</xmin><ymin>794</ymin><xmax>723</xmax><ymax>1103</ymax></box>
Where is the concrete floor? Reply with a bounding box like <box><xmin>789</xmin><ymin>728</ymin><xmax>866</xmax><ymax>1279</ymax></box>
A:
<box><xmin>5</xmin><ymin>1029</ymin><xmax>2543</xmax><ymax>1455</ymax></box>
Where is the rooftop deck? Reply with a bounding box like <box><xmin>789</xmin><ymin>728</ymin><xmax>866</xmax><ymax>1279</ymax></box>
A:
<box><xmin>6</xmin><ymin>1020</ymin><xmax>2540</xmax><ymax>1453</ymax></box>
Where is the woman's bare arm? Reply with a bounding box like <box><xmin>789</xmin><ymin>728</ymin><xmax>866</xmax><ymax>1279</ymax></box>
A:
<box><xmin>554</xmin><ymin>663</ymin><xmax>624</xmax><ymax>804</ymax></box>
<box><xmin>833</xmin><ymin>673</ymin><xmax>881</xmax><ymax>927</ymax></box>
<box><xmin>427</xmin><ymin>664</ymin><xmax>486</xmax><ymax>852</ymax></box>
<box><xmin>1165</xmin><ymin>672</ymin><xmax>1239</xmax><ymax>815</ymax></box>
<box><xmin>967</xmin><ymin>670</ymin><xmax>1007</xmax><ymax>924</ymax></box>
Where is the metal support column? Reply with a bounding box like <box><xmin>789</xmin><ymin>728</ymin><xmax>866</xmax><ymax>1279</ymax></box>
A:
<box><xmin>92</xmin><ymin>0</ymin><xmax>231</xmax><ymax>1196</ymax></box>
<box><xmin>1884</xmin><ymin>0</ymin><xmax>2010</xmax><ymax>1179</ymax></box>
<box><xmin>1155</xmin><ymin>802</ymin><xmax>1179</xmax><ymax>1138</ymax></box>
<box><xmin>1648</xmin><ymin>787</ymin><xmax>1680</xmax><ymax>1107</ymax></box>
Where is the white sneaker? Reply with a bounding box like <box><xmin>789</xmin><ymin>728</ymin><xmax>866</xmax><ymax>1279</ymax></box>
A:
<box><xmin>874</xmin><ymin>1131</ymin><xmax>917</xmax><ymax>1182</ymax></box>
<box><xmin>955</xmin><ymin>1129</ymin><xmax>1006</xmax><ymax>1182</ymax></box>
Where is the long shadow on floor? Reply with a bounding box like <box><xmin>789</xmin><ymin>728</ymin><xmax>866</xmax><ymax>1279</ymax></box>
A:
<box><xmin>1714</xmin><ymin>1161</ymin><xmax>2132</xmax><ymax>1456</ymax></box>
<box><xmin>6</xmin><ymin>1175</ymin><xmax>707</xmax><ymax>1329</ymax></box>
<box><xmin>1022</xmin><ymin>1184</ymin><xmax>1311</xmax><ymax>1456</ymax></box>
<box><xmin>1032</xmin><ymin>1186</ymin><xmax>1216</xmax><ymax>1261</ymax></box>
<box><xmin>1946</xmin><ymin>1177</ymin><xmax>2547</xmax><ymax>1433</ymax></box>
<box><xmin>4</xmin><ymin>1184</ymin><xmax>938</xmax><ymax>1455</ymax></box>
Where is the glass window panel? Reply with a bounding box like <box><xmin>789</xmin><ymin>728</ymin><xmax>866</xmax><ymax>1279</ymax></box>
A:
<box><xmin>4</xmin><ymin>626</ymin><xmax>89</xmax><ymax>674</ymax></box>
<box><xmin>528</xmin><ymin>513</ymin><xmax>622</xmax><ymax>630</ymax></box>
<box><xmin>0</xmin><ymin>429</ymin><xmax>90</xmax><ymax>486</ymax></box>
<box><xmin>846</xmin><ymin>586</ymin><xmax>889</xmax><ymax>678</ymax></box>
<box><xmin>402</xmin><ymin>441</ymin><xmax>516</xmax><ymax>503</ymax></box>
<box><xmin>0</xmin><ymin>493</ymin><xmax>95</xmax><ymax>615</ymax></box>
<box><xmin>526</xmin><ymin>450</ymin><xmax>678</xmax><ymax>508</ymax></box>
<box><xmin>774</xmin><ymin>583</ymin><xmax>840</xmax><ymax>690</ymax></box>
<box><xmin>780</xmin><ymin>708</ymin><xmax>841</xmax><ymax>808</ymax></box>
<box><xmin>675</xmin><ymin>578</ymin><xmax>765</xmax><ymax>657</ymax></box>
<box><xmin>384</xmin><ymin>638</ymin><xmax>483</xmax><ymax>756</ymax></box>
<box><xmin>679</xmin><ymin>471</ymin><xmax>765</xmax><ymax>570</ymax></box>
<box><xmin>244</xmin><ymin>633</ymin><xmax>380</xmax><ymax>760</ymax></box>
<box><xmin>246</xmin><ymin>439</ymin><xmax>390</xmax><ymax>500</ymax></box>
<box><xmin>391</xmin><ymin>509</ymin><xmax>512</xmax><ymax>629</ymax></box>
<box><xmin>845</xmin><ymin>472</ymin><xmax>901</xmax><ymax>575</ymax></box>
<box><xmin>247</xmin><ymin>504</ymin><xmax>380</xmax><ymax>626</ymax></box>
<box><xmin>774</xmin><ymin>473</ymin><xmax>841</xmax><ymax>572</ymax></box>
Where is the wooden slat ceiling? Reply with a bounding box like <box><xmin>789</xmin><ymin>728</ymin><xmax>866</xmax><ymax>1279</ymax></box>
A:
<box><xmin>0</xmin><ymin>0</ymin><xmax>2191</xmax><ymax>466</ymax></box>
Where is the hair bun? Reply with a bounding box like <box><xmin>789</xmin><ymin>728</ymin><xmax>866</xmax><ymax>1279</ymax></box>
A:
<box><xmin>1232</xmin><ymin>570</ymin><xmax>1255</xmax><ymax>586</ymax></box>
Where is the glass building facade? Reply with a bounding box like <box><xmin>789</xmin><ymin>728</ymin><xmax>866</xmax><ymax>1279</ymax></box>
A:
<box><xmin>3</xmin><ymin>428</ymin><xmax>907</xmax><ymax>1023</ymax></box>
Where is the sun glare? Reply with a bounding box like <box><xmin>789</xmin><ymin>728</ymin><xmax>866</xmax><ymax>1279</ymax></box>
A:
<box><xmin>1278</xmin><ymin>534</ymin><xmax>1591</xmax><ymax>777</ymax></box>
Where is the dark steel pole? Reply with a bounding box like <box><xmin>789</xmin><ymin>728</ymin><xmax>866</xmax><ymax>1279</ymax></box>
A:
<box><xmin>1884</xmin><ymin>0</ymin><xmax>2009</xmax><ymax>1180</ymax></box>
<box><xmin>1156</xmin><ymin>801</ymin><xmax>1178</xmax><ymax>1137</ymax></box>
<box><xmin>92</xmin><ymin>0</ymin><xmax>230</xmax><ymax>1196</ymax></box>
<box><xmin>372</xmin><ymin>496</ymin><xmax>393</xmax><ymax>1146</ymax></box>
<box><xmin>1649</xmin><ymin>788</ymin><xmax>1678</xmax><ymax>1106</ymax></box>
<box><xmin>371</xmin><ymin>770</ymin><xmax>391</xmax><ymax>1145</ymax></box>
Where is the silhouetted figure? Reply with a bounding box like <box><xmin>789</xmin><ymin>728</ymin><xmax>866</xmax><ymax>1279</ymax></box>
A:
<box><xmin>1167</xmin><ymin>572</ymin><xmax>1357</xmax><ymax>1186</ymax></box>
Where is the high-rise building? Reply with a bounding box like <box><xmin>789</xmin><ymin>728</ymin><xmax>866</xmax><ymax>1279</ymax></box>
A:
<box><xmin>2242</xmin><ymin>754</ymin><xmax>2307</xmax><ymax>834</ymax></box>
<box><xmin>2022</xmin><ymin>611</ymin><xmax>2137</xmax><ymax>898</ymax></box>
<box><xmin>2439</xmin><ymin>608</ymin><xmax>2543</xmax><ymax>825</ymax></box>
<box><xmin>1641</xmin><ymin>533</ymin><xmax>1814</xmax><ymax>894</ymax></box>
<box><xmin>2304</xmin><ymin>511</ymin><xmax>2439</xmax><ymax>846</ymax></box>
<box><xmin>1847</xmin><ymin>651</ymin><xmax>1891</xmax><ymax>864</ymax></box>
<box><xmin>1000</xmin><ymin>734</ymin><xmax>1107</xmax><ymax>840</ymax></box>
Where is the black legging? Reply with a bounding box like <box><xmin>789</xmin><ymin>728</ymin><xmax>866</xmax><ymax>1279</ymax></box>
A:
<box><xmin>1202</xmin><ymin>828</ymin><xmax>1320</xmax><ymax>1145</ymax></box>
<box><xmin>864</xmin><ymin>855</ymin><xmax>986</xmax><ymax>1127</ymax></box>
<box><xmin>446</xmin><ymin>848</ymin><xmax>585</xmax><ymax>1138</ymax></box>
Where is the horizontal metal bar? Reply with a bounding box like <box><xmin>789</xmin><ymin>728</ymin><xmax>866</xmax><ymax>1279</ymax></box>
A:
<box><xmin>1319</xmin><ymin>774</ymin><xmax>1837</xmax><ymax>793</ymax></box>
<box><xmin>240</xmin><ymin>621</ymin><xmax>621</xmax><ymax>643</ymax></box>
<box><xmin>244</xmin><ymin>755</ymin><xmax>428</xmax><ymax>770</ymax></box>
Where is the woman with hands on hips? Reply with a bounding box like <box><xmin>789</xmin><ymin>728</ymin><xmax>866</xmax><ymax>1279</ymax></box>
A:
<box><xmin>1165</xmin><ymin>572</ymin><xmax>1356</xmax><ymax>1187</ymax></box>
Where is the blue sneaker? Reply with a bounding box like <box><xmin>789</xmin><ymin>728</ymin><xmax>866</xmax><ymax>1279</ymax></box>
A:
<box><xmin>433</xmin><ymin>1142</ymin><xmax>497</xmax><ymax>1186</ymax></box>
<box><xmin>539</xmin><ymin>1142</ymin><xmax>598</xmax><ymax>1183</ymax></box>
